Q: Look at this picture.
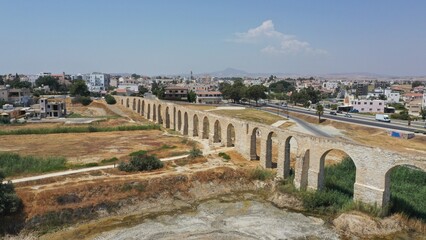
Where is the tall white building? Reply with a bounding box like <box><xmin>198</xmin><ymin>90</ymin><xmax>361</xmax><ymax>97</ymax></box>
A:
<box><xmin>422</xmin><ymin>92</ymin><xmax>426</xmax><ymax>109</ymax></box>
<box><xmin>87</xmin><ymin>72</ymin><xmax>110</xmax><ymax>93</ymax></box>
<box><xmin>384</xmin><ymin>88</ymin><xmax>400</xmax><ymax>103</ymax></box>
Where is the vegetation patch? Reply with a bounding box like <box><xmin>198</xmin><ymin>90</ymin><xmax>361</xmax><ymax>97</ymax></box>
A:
<box><xmin>0</xmin><ymin>153</ymin><xmax>67</xmax><ymax>177</ymax></box>
<box><xmin>250</xmin><ymin>167</ymin><xmax>274</xmax><ymax>181</ymax></box>
<box><xmin>218</xmin><ymin>152</ymin><xmax>231</xmax><ymax>161</ymax></box>
<box><xmin>189</xmin><ymin>147</ymin><xmax>203</xmax><ymax>158</ymax></box>
<box><xmin>104</xmin><ymin>94</ymin><xmax>116</xmax><ymax>105</ymax></box>
<box><xmin>0</xmin><ymin>124</ymin><xmax>160</xmax><ymax>136</ymax></box>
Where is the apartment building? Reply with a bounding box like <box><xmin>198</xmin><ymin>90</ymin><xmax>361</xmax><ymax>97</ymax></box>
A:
<box><xmin>351</xmin><ymin>99</ymin><xmax>385</xmax><ymax>113</ymax></box>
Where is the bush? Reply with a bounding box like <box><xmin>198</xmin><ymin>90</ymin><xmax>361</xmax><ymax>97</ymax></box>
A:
<box><xmin>0</xmin><ymin>171</ymin><xmax>22</xmax><ymax>216</ymax></box>
<box><xmin>118</xmin><ymin>152</ymin><xmax>163</xmax><ymax>172</ymax></box>
<box><xmin>189</xmin><ymin>147</ymin><xmax>202</xmax><ymax>158</ymax></box>
<box><xmin>72</xmin><ymin>96</ymin><xmax>92</xmax><ymax>106</ymax></box>
<box><xmin>0</xmin><ymin>153</ymin><xmax>67</xmax><ymax>177</ymax></box>
<box><xmin>218</xmin><ymin>152</ymin><xmax>231</xmax><ymax>160</ymax></box>
<box><xmin>105</xmin><ymin>94</ymin><xmax>116</xmax><ymax>105</ymax></box>
<box><xmin>301</xmin><ymin>190</ymin><xmax>351</xmax><ymax>213</ymax></box>
<box><xmin>250</xmin><ymin>167</ymin><xmax>274</xmax><ymax>181</ymax></box>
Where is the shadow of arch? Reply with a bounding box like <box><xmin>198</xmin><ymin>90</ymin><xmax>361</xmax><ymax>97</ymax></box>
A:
<box><xmin>202</xmin><ymin>116</ymin><xmax>209</xmax><ymax>139</ymax></box>
<box><xmin>165</xmin><ymin>106</ymin><xmax>170</xmax><ymax>128</ymax></box>
<box><xmin>226</xmin><ymin>124</ymin><xmax>235</xmax><ymax>147</ymax></box>
<box><xmin>193</xmin><ymin>114</ymin><xmax>199</xmax><ymax>137</ymax></box>
<box><xmin>250</xmin><ymin>127</ymin><xmax>260</xmax><ymax>160</ymax></box>
<box><xmin>213</xmin><ymin>120</ymin><xmax>221</xmax><ymax>143</ymax></box>
<box><xmin>183</xmin><ymin>112</ymin><xmax>189</xmax><ymax>135</ymax></box>
<box><xmin>177</xmin><ymin>110</ymin><xmax>182</xmax><ymax>131</ymax></box>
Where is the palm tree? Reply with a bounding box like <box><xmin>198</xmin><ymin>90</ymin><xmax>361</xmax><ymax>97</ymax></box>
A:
<box><xmin>316</xmin><ymin>104</ymin><xmax>324</xmax><ymax>123</ymax></box>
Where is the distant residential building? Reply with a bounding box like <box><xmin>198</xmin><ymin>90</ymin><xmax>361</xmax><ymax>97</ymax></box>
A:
<box><xmin>322</xmin><ymin>81</ymin><xmax>339</xmax><ymax>90</ymax></box>
<box><xmin>374</xmin><ymin>81</ymin><xmax>390</xmax><ymax>89</ymax></box>
<box><xmin>196</xmin><ymin>91</ymin><xmax>223</xmax><ymax>104</ymax></box>
<box><xmin>354</xmin><ymin>83</ymin><xmax>369</xmax><ymax>96</ymax></box>
<box><xmin>384</xmin><ymin>88</ymin><xmax>400</xmax><ymax>103</ymax></box>
<box><xmin>422</xmin><ymin>92</ymin><xmax>426</xmax><ymax>109</ymax></box>
<box><xmin>351</xmin><ymin>99</ymin><xmax>385</xmax><ymax>113</ymax></box>
<box><xmin>8</xmin><ymin>88</ymin><xmax>31</xmax><ymax>106</ymax></box>
<box><xmin>38</xmin><ymin>98</ymin><xmax>66</xmax><ymax>118</ymax></box>
<box><xmin>0</xmin><ymin>86</ymin><xmax>8</xmax><ymax>102</ymax></box>
<box><xmin>164</xmin><ymin>86</ymin><xmax>188</xmax><ymax>100</ymax></box>
<box><xmin>407</xmin><ymin>99</ymin><xmax>422</xmax><ymax>116</ymax></box>
<box><xmin>403</xmin><ymin>93</ymin><xmax>423</xmax><ymax>102</ymax></box>
<box><xmin>87</xmin><ymin>72</ymin><xmax>110</xmax><ymax>93</ymax></box>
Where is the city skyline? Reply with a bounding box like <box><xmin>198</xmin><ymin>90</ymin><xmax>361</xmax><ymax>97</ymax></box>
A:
<box><xmin>1</xmin><ymin>0</ymin><xmax>426</xmax><ymax>76</ymax></box>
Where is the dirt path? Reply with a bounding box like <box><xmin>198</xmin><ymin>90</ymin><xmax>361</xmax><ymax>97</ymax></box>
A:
<box><xmin>101</xmin><ymin>100</ymin><xmax>134</xmax><ymax>122</ymax></box>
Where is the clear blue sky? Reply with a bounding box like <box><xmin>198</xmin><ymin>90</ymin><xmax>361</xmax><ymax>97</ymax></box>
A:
<box><xmin>1</xmin><ymin>0</ymin><xmax>425</xmax><ymax>76</ymax></box>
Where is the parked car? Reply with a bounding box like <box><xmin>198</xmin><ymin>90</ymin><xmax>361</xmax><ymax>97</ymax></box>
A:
<box><xmin>330</xmin><ymin>111</ymin><xmax>337</xmax><ymax>115</ymax></box>
<box><xmin>336</xmin><ymin>110</ymin><xmax>343</xmax><ymax>114</ymax></box>
<box><xmin>344</xmin><ymin>113</ymin><xmax>352</xmax><ymax>118</ymax></box>
<box><xmin>349</xmin><ymin>109</ymin><xmax>359</xmax><ymax>113</ymax></box>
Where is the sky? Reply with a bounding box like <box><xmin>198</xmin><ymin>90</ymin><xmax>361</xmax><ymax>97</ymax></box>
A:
<box><xmin>1</xmin><ymin>0</ymin><xmax>426</xmax><ymax>76</ymax></box>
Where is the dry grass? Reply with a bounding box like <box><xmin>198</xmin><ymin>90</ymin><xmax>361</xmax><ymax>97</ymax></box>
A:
<box><xmin>183</xmin><ymin>104</ymin><xmax>218</xmax><ymax>111</ymax></box>
<box><xmin>0</xmin><ymin>130</ymin><xmax>194</xmax><ymax>165</ymax></box>
<box><xmin>213</xmin><ymin>108</ymin><xmax>285</xmax><ymax>125</ymax></box>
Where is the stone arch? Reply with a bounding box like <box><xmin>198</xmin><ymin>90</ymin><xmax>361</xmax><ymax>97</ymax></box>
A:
<box><xmin>177</xmin><ymin>110</ymin><xmax>182</xmax><ymax>131</ymax></box>
<box><xmin>121</xmin><ymin>99</ymin><xmax>123</xmax><ymax>105</ymax></box>
<box><xmin>165</xmin><ymin>106</ymin><xmax>170</xmax><ymax>128</ymax></box>
<box><xmin>126</xmin><ymin>98</ymin><xmax>130</xmax><ymax>108</ymax></box>
<box><xmin>158</xmin><ymin>104</ymin><xmax>163</xmax><ymax>124</ymax></box>
<box><xmin>213</xmin><ymin>120</ymin><xmax>222</xmax><ymax>143</ymax></box>
<box><xmin>282</xmin><ymin>136</ymin><xmax>299</xmax><ymax>178</ymax></box>
<box><xmin>226</xmin><ymin>124</ymin><xmax>236</xmax><ymax>147</ymax></box>
<box><xmin>137</xmin><ymin>99</ymin><xmax>141</xmax><ymax>114</ymax></box>
<box><xmin>383</xmin><ymin>164</ymin><xmax>426</xmax><ymax>213</ymax></box>
<box><xmin>250</xmin><ymin>127</ymin><xmax>260</xmax><ymax>160</ymax></box>
<box><xmin>153</xmin><ymin>104</ymin><xmax>157</xmax><ymax>121</ymax></box>
<box><xmin>183</xmin><ymin>112</ymin><xmax>189</xmax><ymax>135</ymax></box>
<box><xmin>132</xmin><ymin>98</ymin><xmax>136</xmax><ymax>110</ymax></box>
<box><xmin>147</xmin><ymin>103</ymin><xmax>151</xmax><ymax>119</ymax></box>
<box><xmin>202</xmin><ymin>116</ymin><xmax>209</xmax><ymax>139</ymax></box>
<box><xmin>318</xmin><ymin>149</ymin><xmax>355</xmax><ymax>191</ymax></box>
<box><xmin>193</xmin><ymin>114</ymin><xmax>199</xmax><ymax>137</ymax></box>
<box><xmin>265</xmin><ymin>131</ymin><xmax>278</xmax><ymax>168</ymax></box>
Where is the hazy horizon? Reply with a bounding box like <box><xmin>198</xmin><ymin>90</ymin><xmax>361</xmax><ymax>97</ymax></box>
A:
<box><xmin>1</xmin><ymin>0</ymin><xmax>426</xmax><ymax>76</ymax></box>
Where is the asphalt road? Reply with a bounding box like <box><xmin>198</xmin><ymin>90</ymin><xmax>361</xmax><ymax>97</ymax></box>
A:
<box><xmin>265</xmin><ymin>103</ymin><xmax>425</xmax><ymax>133</ymax></box>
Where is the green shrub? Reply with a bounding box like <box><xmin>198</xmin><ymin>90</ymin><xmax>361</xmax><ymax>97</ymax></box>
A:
<box><xmin>105</xmin><ymin>94</ymin><xmax>116</xmax><ymax>105</ymax></box>
<box><xmin>119</xmin><ymin>152</ymin><xmax>163</xmax><ymax>172</ymax></box>
<box><xmin>101</xmin><ymin>157</ymin><xmax>118</xmax><ymax>164</ymax></box>
<box><xmin>218</xmin><ymin>152</ymin><xmax>230</xmax><ymax>160</ymax></box>
<box><xmin>0</xmin><ymin>171</ymin><xmax>22</xmax><ymax>216</ymax></box>
<box><xmin>189</xmin><ymin>147</ymin><xmax>202</xmax><ymax>158</ymax></box>
<box><xmin>250</xmin><ymin>167</ymin><xmax>274</xmax><ymax>181</ymax></box>
<box><xmin>301</xmin><ymin>190</ymin><xmax>351</xmax><ymax>213</ymax></box>
<box><xmin>72</xmin><ymin>96</ymin><xmax>92</xmax><ymax>106</ymax></box>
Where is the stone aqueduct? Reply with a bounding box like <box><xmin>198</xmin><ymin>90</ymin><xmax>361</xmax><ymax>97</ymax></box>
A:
<box><xmin>116</xmin><ymin>96</ymin><xmax>426</xmax><ymax>207</ymax></box>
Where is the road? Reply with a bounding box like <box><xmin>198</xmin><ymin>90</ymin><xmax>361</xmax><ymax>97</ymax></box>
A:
<box><xmin>264</xmin><ymin>103</ymin><xmax>425</xmax><ymax>133</ymax></box>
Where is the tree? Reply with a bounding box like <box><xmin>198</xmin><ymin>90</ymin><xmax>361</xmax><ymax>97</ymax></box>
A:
<box><xmin>187</xmin><ymin>90</ymin><xmax>196</xmax><ymax>103</ymax></box>
<box><xmin>247</xmin><ymin>85</ymin><xmax>267</xmax><ymax>105</ymax></box>
<box><xmin>378</xmin><ymin>94</ymin><xmax>387</xmax><ymax>100</ymax></box>
<box><xmin>131</xmin><ymin>73</ymin><xmax>141</xmax><ymax>79</ymax></box>
<box><xmin>35</xmin><ymin>76</ymin><xmax>61</xmax><ymax>92</ymax></box>
<box><xmin>105</xmin><ymin>94</ymin><xmax>116</xmax><ymax>105</ymax></box>
<box><xmin>269</xmin><ymin>80</ymin><xmax>295</xmax><ymax>93</ymax></box>
<box><xmin>69</xmin><ymin>80</ymin><xmax>89</xmax><ymax>96</ymax></box>
<box><xmin>316</xmin><ymin>104</ymin><xmax>324</xmax><ymax>123</ymax></box>
<box><xmin>151</xmin><ymin>82</ymin><xmax>165</xmax><ymax>99</ymax></box>
<box><xmin>138</xmin><ymin>85</ymin><xmax>148</xmax><ymax>96</ymax></box>
<box><xmin>219</xmin><ymin>80</ymin><xmax>247</xmax><ymax>103</ymax></box>
<box><xmin>0</xmin><ymin>171</ymin><xmax>22</xmax><ymax>217</ymax></box>
<box><xmin>412</xmin><ymin>81</ymin><xmax>424</xmax><ymax>88</ymax></box>
<box><xmin>420</xmin><ymin>107</ymin><xmax>426</xmax><ymax>122</ymax></box>
<box><xmin>0</xmin><ymin>75</ymin><xmax>4</xmax><ymax>85</ymax></box>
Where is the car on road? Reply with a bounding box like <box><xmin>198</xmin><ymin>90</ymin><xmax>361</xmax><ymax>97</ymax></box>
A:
<box><xmin>330</xmin><ymin>111</ymin><xmax>337</xmax><ymax>115</ymax></box>
<box><xmin>344</xmin><ymin>113</ymin><xmax>352</xmax><ymax>118</ymax></box>
<box><xmin>336</xmin><ymin>110</ymin><xmax>343</xmax><ymax>114</ymax></box>
<box><xmin>349</xmin><ymin>109</ymin><xmax>359</xmax><ymax>113</ymax></box>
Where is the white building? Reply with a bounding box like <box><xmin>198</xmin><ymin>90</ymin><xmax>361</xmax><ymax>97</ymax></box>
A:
<box><xmin>384</xmin><ymin>88</ymin><xmax>400</xmax><ymax>103</ymax></box>
<box><xmin>422</xmin><ymin>92</ymin><xmax>426</xmax><ymax>109</ymax></box>
<box><xmin>351</xmin><ymin>99</ymin><xmax>385</xmax><ymax>113</ymax></box>
<box><xmin>87</xmin><ymin>72</ymin><xmax>110</xmax><ymax>93</ymax></box>
<box><xmin>322</xmin><ymin>81</ymin><xmax>339</xmax><ymax>90</ymax></box>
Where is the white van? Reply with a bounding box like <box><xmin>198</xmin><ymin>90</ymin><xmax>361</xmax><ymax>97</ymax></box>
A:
<box><xmin>375</xmin><ymin>114</ymin><xmax>391</xmax><ymax>123</ymax></box>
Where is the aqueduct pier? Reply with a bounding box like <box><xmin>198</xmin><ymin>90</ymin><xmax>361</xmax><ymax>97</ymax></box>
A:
<box><xmin>116</xmin><ymin>96</ymin><xmax>426</xmax><ymax>208</ymax></box>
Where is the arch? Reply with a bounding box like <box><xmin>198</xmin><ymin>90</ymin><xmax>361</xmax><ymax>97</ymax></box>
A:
<box><xmin>121</xmin><ymin>99</ymin><xmax>123</xmax><ymax>105</ymax></box>
<box><xmin>226</xmin><ymin>124</ymin><xmax>235</xmax><ymax>147</ymax></box>
<box><xmin>318</xmin><ymin>149</ymin><xmax>355</xmax><ymax>191</ymax></box>
<box><xmin>132</xmin><ymin>98</ymin><xmax>136</xmax><ymax>111</ymax></box>
<box><xmin>147</xmin><ymin>103</ymin><xmax>151</xmax><ymax>119</ymax></box>
<box><xmin>283</xmin><ymin>136</ymin><xmax>299</xmax><ymax>178</ymax></box>
<box><xmin>213</xmin><ymin>120</ymin><xmax>221</xmax><ymax>143</ymax></box>
<box><xmin>183</xmin><ymin>112</ymin><xmax>189</xmax><ymax>135</ymax></box>
<box><xmin>137</xmin><ymin>99</ymin><xmax>141</xmax><ymax>114</ymax></box>
<box><xmin>142</xmin><ymin>100</ymin><xmax>145</xmax><ymax>116</ymax></box>
<box><xmin>153</xmin><ymin>104</ymin><xmax>157</xmax><ymax>121</ymax></box>
<box><xmin>193</xmin><ymin>114</ymin><xmax>199</xmax><ymax>137</ymax></box>
<box><xmin>158</xmin><ymin>104</ymin><xmax>163</xmax><ymax>124</ymax></box>
<box><xmin>177</xmin><ymin>110</ymin><xmax>182</xmax><ymax>131</ymax></box>
<box><xmin>202</xmin><ymin>116</ymin><xmax>209</xmax><ymax>139</ymax></box>
<box><xmin>250</xmin><ymin>127</ymin><xmax>260</xmax><ymax>160</ymax></box>
<box><xmin>165</xmin><ymin>106</ymin><xmax>170</xmax><ymax>128</ymax></box>
<box><xmin>265</xmin><ymin>131</ymin><xmax>278</xmax><ymax>168</ymax></box>
<box><xmin>383</xmin><ymin>164</ymin><xmax>426</xmax><ymax>217</ymax></box>
<box><xmin>126</xmin><ymin>98</ymin><xmax>130</xmax><ymax>108</ymax></box>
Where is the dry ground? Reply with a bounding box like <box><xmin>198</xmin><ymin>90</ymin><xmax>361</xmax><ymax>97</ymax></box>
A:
<box><xmin>183</xmin><ymin>104</ymin><xmax>218</xmax><ymax>111</ymax></box>
<box><xmin>213</xmin><ymin>108</ymin><xmax>287</xmax><ymax>125</ymax></box>
<box><xmin>0</xmin><ymin>130</ymin><xmax>196</xmax><ymax>164</ymax></box>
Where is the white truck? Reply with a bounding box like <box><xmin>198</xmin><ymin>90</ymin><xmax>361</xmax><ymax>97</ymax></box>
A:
<box><xmin>375</xmin><ymin>114</ymin><xmax>391</xmax><ymax>123</ymax></box>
